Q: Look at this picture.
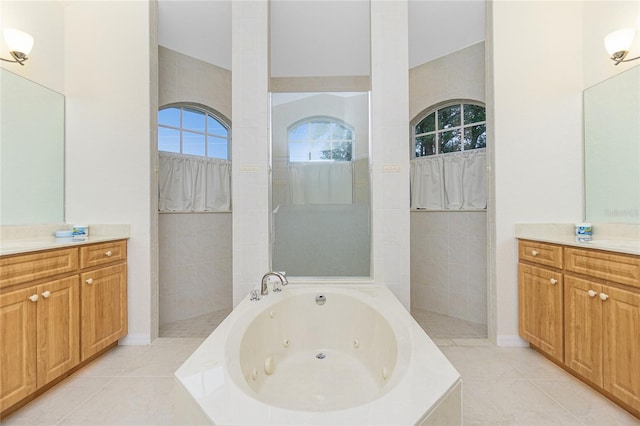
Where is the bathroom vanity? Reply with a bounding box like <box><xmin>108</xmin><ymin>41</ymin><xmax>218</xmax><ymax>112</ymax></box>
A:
<box><xmin>0</xmin><ymin>231</ymin><xmax>128</xmax><ymax>417</ymax></box>
<box><xmin>517</xmin><ymin>225</ymin><xmax>640</xmax><ymax>418</ymax></box>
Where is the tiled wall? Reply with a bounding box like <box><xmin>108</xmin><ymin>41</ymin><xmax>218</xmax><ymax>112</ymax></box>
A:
<box><xmin>409</xmin><ymin>41</ymin><xmax>485</xmax><ymax>120</ymax></box>
<box><xmin>410</xmin><ymin>211</ymin><xmax>487</xmax><ymax>325</ymax></box>
<box><xmin>158</xmin><ymin>46</ymin><xmax>231</xmax><ymax>119</ymax></box>
<box><xmin>370</xmin><ymin>1</ymin><xmax>411</xmax><ymax>308</ymax></box>
<box><xmin>231</xmin><ymin>1</ymin><xmax>271</xmax><ymax>307</ymax></box>
<box><xmin>158</xmin><ymin>213</ymin><xmax>232</xmax><ymax>325</ymax></box>
<box><xmin>409</xmin><ymin>42</ymin><xmax>487</xmax><ymax>325</ymax></box>
<box><xmin>158</xmin><ymin>46</ymin><xmax>233</xmax><ymax>325</ymax></box>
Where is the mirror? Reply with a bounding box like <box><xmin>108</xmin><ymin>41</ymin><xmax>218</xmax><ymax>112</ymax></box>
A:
<box><xmin>1</xmin><ymin>69</ymin><xmax>65</xmax><ymax>225</ymax></box>
<box><xmin>584</xmin><ymin>65</ymin><xmax>639</xmax><ymax>224</ymax></box>
<box><xmin>270</xmin><ymin>92</ymin><xmax>370</xmax><ymax>277</ymax></box>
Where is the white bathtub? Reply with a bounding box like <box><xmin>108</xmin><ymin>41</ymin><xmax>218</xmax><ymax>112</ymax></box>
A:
<box><xmin>175</xmin><ymin>285</ymin><xmax>462</xmax><ymax>425</ymax></box>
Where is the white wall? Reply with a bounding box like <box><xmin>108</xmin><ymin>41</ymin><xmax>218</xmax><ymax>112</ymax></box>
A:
<box><xmin>157</xmin><ymin>0</ymin><xmax>231</xmax><ymax>71</ymax></box>
<box><xmin>65</xmin><ymin>1</ymin><xmax>153</xmax><ymax>344</ymax></box>
<box><xmin>489</xmin><ymin>1</ymin><xmax>584</xmax><ymax>345</ymax></box>
<box><xmin>0</xmin><ymin>1</ymin><xmax>65</xmax><ymax>93</ymax></box>
<box><xmin>408</xmin><ymin>1</ymin><xmax>485</xmax><ymax>68</ymax></box>
<box><xmin>270</xmin><ymin>0</ymin><xmax>370</xmax><ymax>77</ymax></box>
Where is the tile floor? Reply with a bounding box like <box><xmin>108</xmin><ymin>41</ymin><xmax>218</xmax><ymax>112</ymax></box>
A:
<box><xmin>159</xmin><ymin>309</ymin><xmax>232</xmax><ymax>338</ymax></box>
<box><xmin>3</xmin><ymin>309</ymin><xmax>638</xmax><ymax>425</ymax></box>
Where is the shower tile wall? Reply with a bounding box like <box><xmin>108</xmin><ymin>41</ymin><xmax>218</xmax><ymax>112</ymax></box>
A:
<box><xmin>410</xmin><ymin>211</ymin><xmax>487</xmax><ymax>325</ymax></box>
<box><xmin>159</xmin><ymin>213</ymin><xmax>232</xmax><ymax>325</ymax></box>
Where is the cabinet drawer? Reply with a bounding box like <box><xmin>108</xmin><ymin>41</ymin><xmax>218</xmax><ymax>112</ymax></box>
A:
<box><xmin>0</xmin><ymin>248</ymin><xmax>78</xmax><ymax>289</ymax></box>
<box><xmin>518</xmin><ymin>240</ymin><xmax>563</xmax><ymax>269</ymax></box>
<box><xmin>80</xmin><ymin>241</ymin><xmax>127</xmax><ymax>269</ymax></box>
<box><xmin>565</xmin><ymin>248</ymin><xmax>640</xmax><ymax>289</ymax></box>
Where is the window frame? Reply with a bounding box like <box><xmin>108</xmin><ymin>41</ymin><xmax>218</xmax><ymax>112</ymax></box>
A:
<box><xmin>158</xmin><ymin>103</ymin><xmax>231</xmax><ymax>160</ymax></box>
<box><xmin>287</xmin><ymin>116</ymin><xmax>355</xmax><ymax>163</ymax></box>
<box><xmin>412</xmin><ymin>101</ymin><xmax>486</xmax><ymax>159</ymax></box>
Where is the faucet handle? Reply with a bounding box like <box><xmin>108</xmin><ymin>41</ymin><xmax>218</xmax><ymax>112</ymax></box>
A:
<box><xmin>250</xmin><ymin>290</ymin><xmax>260</xmax><ymax>301</ymax></box>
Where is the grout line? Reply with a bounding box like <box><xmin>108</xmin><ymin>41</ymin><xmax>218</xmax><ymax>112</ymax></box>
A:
<box><xmin>527</xmin><ymin>379</ymin><xmax>588</xmax><ymax>426</ymax></box>
<box><xmin>54</xmin><ymin>376</ymin><xmax>117</xmax><ymax>426</ymax></box>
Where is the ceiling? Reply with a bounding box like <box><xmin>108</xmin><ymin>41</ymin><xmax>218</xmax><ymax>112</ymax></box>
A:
<box><xmin>157</xmin><ymin>0</ymin><xmax>485</xmax><ymax>73</ymax></box>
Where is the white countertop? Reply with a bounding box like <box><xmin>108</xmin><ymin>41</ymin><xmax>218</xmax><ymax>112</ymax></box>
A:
<box><xmin>0</xmin><ymin>224</ymin><xmax>130</xmax><ymax>256</ymax></box>
<box><xmin>515</xmin><ymin>223</ymin><xmax>640</xmax><ymax>256</ymax></box>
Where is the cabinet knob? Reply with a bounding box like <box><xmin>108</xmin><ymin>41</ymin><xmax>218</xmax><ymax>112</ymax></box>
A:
<box><xmin>588</xmin><ymin>290</ymin><xmax>597</xmax><ymax>298</ymax></box>
<box><xmin>42</xmin><ymin>291</ymin><xmax>51</xmax><ymax>298</ymax></box>
<box><xmin>85</xmin><ymin>278</ymin><xmax>94</xmax><ymax>285</ymax></box>
<box><xmin>549</xmin><ymin>278</ymin><xmax>558</xmax><ymax>285</ymax></box>
<box><xmin>28</xmin><ymin>294</ymin><xmax>38</xmax><ymax>302</ymax></box>
<box><xmin>531</xmin><ymin>250</ymin><xmax>538</xmax><ymax>256</ymax></box>
<box><xmin>105</xmin><ymin>250</ymin><xmax>113</xmax><ymax>257</ymax></box>
<box><xmin>599</xmin><ymin>292</ymin><xmax>609</xmax><ymax>301</ymax></box>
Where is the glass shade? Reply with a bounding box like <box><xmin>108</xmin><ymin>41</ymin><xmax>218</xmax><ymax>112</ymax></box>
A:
<box><xmin>604</xmin><ymin>28</ymin><xmax>635</xmax><ymax>56</ymax></box>
<box><xmin>3</xmin><ymin>28</ymin><xmax>34</xmax><ymax>55</ymax></box>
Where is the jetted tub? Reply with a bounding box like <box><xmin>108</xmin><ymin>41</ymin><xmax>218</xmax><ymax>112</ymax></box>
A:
<box><xmin>175</xmin><ymin>285</ymin><xmax>462</xmax><ymax>425</ymax></box>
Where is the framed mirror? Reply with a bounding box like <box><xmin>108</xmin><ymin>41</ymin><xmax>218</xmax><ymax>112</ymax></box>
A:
<box><xmin>1</xmin><ymin>69</ymin><xmax>65</xmax><ymax>225</ymax></box>
<box><xmin>584</xmin><ymin>65</ymin><xmax>639</xmax><ymax>224</ymax></box>
<box><xmin>270</xmin><ymin>92</ymin><xmax>370</xmax><ymax>277</ymax></box>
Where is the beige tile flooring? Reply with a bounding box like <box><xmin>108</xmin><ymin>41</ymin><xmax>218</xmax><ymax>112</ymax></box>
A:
<box><xmin>159</xmin><ymin>309</ymin><xmax>232</xmax><ymax>338</ymax></box>
<box><xmin>3</xmin><ymin>310</ymin><xmax>638</xmax><ymax>425</ymax></box>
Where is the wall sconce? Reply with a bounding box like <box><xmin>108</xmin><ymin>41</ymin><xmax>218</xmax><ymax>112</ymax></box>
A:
<box><xmin>0</xmin><ymin>29</ymin><xmax>34</xmax><ymax>66</ymax></box>
<box><xmin>605</xmin><ymin>15</ymin><xmax>640</xmax><ymax>66</ymax></box>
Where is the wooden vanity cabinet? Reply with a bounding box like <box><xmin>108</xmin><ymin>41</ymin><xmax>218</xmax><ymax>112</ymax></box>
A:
<box><xmin>564</xmin><ymin>248</ymin><xmax>640</xmax><ymax>413</ymax></box>
<box><xmin>518</xmin><ymin>241</ymin><xmax>564</xmax><ymax>362</ymax></box>
<box><xmin>519</xmin><ymin>240</ymin><xmax>640</xmax><ymax>417</ymax></box>
<box><xmin>0</xmin><ymin>268</ymin><xmax>79</xmax><ymax>412</ymax></box>
<box><xmin>0</xmin><ymin>240</ymin><xmax>127</xmax><ymax>416</ymax></box>
<box><xmin>80</xmin><ymin>264</ymin><xmax>127</xmax><ymax>360</ymax></box>
<box><xmin>79</xmin><ymin>241</ymin><xmax>127</xmax><ymax>360</ymax></box>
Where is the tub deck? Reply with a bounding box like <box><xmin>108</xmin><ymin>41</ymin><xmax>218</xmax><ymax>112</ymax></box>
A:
<box><xmin>174</xmin><ymin>284</ymin><xmax>462</xmax><ymax>425</ymax></box>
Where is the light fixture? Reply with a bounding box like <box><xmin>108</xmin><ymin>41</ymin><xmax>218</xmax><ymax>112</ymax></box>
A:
<box><xmin>1</xmin><ymin>28</ymin><xmax>34</xmax><ymax>66</ymax></box>
<box><xmin>604</xmin><ymin>15</ymin><xmax>640</xmax><ymax>66</ymax></box>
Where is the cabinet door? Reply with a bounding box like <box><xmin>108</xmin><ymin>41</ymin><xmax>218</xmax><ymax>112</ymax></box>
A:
<box><xmin>518</xmin><ymin>263</ymin><xmax>564</xmax><ymax>362</ymax></box>
<box><xmin>80</xmin><ymin>264</ymin><xmax>127</xmax><ymax>360</ymax></box>
<box><xmin>0</xmin><ymin>287</ymin><xmax>37</xmax><ymax>411</ymax></box>
<box><xmin>36</xmin><ymin>276</ymin><xmax>80</xmax><ymax>387</ymax></box>
<box><xmin>564</xmin><ymin>275</ymin><xmax>602</xmax><ymax>385</ymax></box>
<box><xmin>602</xmin><ymin>285</ymin><xmax>640</xmax><ymax>411</ymax></box>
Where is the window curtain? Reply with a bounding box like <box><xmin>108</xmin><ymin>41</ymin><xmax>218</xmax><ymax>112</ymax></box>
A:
<box><xmin>158</xmin><ymin>152</ymin><xmax>231</xmax><ymax>211</ymax></box>
<box><xmin>289</xmin><ymin>162</ymin><xmax>353</xmax><ymax>204</ymax></box>
<box><xmin>410</xmin><ymin>149</ymin><xmax>486</xmax><ymax>210</ymax></box>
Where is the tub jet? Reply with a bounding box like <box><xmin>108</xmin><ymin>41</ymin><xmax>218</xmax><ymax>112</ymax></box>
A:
<box><xmin>316</xmin><ymin>352</ymin><xmax>326</xmax><ymax>359</ymax></box>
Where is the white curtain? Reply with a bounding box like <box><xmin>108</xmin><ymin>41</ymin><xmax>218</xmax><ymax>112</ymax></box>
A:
<box><xmin>410</xmin><ymin>149</ymin><xmax>486</xmax><ymax>210</ymax></box>
<box><xmin>159</xmin><ymin>152</ymin><xmax>231</xmax><ymax>211</ymax></box>
<box><xmin>289</xmin><ymin>162</ymin><xmax>353</xmax><ymax>204</ymax></box>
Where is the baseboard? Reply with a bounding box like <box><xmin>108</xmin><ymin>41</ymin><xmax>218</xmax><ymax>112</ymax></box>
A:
<box><xmin>119</xmin><ymin>333</ymin><xmax>151</xmax><ymax>345</ymax></box>
<box><xmin>496</xmin><ymin>335</ymin><xmax>529</xmax><ymax>347</ymax></box>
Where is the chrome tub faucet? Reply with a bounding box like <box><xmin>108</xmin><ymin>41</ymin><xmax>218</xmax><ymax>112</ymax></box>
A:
<box><xmin>260</xmin><ymin>271</ymin><xmax>288</xmax><ymax>295</ymax></box>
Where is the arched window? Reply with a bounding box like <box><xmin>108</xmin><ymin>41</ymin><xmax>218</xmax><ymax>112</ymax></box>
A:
<box><xmin>413</xmin><ymin>102</ymin><xmax>486</xmax><ymax>158</ymax></box>
<box><xmin>288</xmin><ymin>117</ymin><xmax>354</xmax><ymax>162</ymax></box>
<box><xmin>158</xmin><ymin>104</ymin><xmax>230</xmax><ymax>160</ymax></box>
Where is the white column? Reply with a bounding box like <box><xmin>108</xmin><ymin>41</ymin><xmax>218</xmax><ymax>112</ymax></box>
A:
<box><xmin>370</xmin><ymin>0</ymin><xmax>411</xmax><ymax>308</ymax></box>
<box><xmin>231</xmin><ymin>1</ymin><xmax>270</xmax><ymax>306</ymax></box>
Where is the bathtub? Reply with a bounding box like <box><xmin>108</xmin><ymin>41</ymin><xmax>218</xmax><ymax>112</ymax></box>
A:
<box><xmin>175</xmin><ymin>285</ymin><xmax>462</xmax><ymax>425</ymax></box>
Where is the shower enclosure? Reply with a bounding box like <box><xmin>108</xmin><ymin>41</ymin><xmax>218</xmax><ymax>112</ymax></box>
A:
<box><xmin>270</xmin><ymin>92</ymin><xmax>371</xmax><ymax>277</ymax></box>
